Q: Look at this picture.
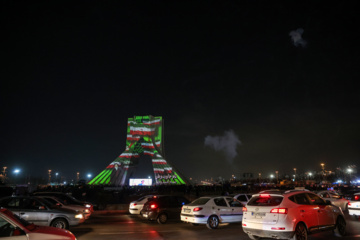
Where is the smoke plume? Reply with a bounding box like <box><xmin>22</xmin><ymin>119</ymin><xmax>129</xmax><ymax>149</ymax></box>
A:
<box><xmin>289</xmin><ymin>28</ymin><xmax>307</xmax><ymax>48</ymax></box>
<box><xmin>204</xmin><ymin>130</ymin><xmax>242</xmax><ymax>163</ymax></box>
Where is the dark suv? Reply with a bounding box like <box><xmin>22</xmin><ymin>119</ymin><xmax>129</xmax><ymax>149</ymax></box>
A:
<box><xmin>140</xmin><ymin>195</ymin><xmax>190</xmax><ymax>224</ymax></box>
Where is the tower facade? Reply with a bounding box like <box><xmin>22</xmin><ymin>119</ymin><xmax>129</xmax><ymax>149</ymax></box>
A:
<box><xmin>89</xmin><ymin>116</ymin><xmax>186</xmax><ymax>186</ymax></box>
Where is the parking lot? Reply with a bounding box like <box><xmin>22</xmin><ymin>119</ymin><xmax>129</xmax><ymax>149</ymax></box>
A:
<box><xmin>71</xmin><ymin>210</ymin><xmax>360</xmax><ymax>240</ymax></box>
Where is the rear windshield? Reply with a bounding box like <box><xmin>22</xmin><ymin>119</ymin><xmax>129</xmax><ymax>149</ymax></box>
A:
<box><xmin>188</xmin><ymin>198</ymin><xmax>211</xmax><ymax>206</ymax></box>
<box><xmin>247</xmin><ymin>195</ymin><xmax>283</xmax><ymax>206</ymax></box>
<box><xmin>351</xmin><ymin>195</ymin><xmax>360</xmax><ymax>201</ymax></box>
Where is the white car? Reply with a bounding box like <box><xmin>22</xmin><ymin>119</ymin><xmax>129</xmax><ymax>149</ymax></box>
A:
<box><xmin>129</xmin><ymin>195</ymin><xmax>154</xmax><ymax>214</ymax></box>
<box><xmin>233</xmin><ymin>193</ymin><xmax>253</xmax><ymax>206</ymax></box>
<box><xmin>181</xmin><ymin>196</ymin><xmax>243</xmax><ymax>229</ymax></box>
<box><xmin>348</xmin><ymin>193</ymin><xmax>360</xmax><ymax>218</ymax></box>
<box><xmin>0</xmin><ymin>208</ymin><xmax>76</xmax><ymax>240</ymax></box>
<box><xmin>317</xmin><ymin>190</ymin><xmax>349</xmax><ymax>211</ymax></box>
<box><xmin>242</xmin><ymin>190</ymin><xmax>346</xmax><ymax>240</ymax></box>
<box><xmin>39</xmin><ymin>196</ymin><xmax>92</xmax><ymax>219</ymax></box>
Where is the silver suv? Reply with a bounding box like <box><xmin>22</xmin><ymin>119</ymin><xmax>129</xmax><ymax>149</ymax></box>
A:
<box><xmin>242</xmin><ymin>190</ymin><xmax>346</xmax><ymax>240</ymax></box>
<box><xmin>0</xmin><ymin>196</ymin><xmax>85</xmax><ymax>229</ymax></box>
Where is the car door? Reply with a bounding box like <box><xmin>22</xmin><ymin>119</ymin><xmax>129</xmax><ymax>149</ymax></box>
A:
<box><xmin>307</xmin><ymin>193</ymin><xmax>334</xmax><ymax>227</ymax></box>
<box><xmin>213</xmin><ymin>197</ymin><xmax>232</xmax><ymax>222</ymax></box>
<box><xmin>290</xmin><ymin>193</ymin><xmax>319</xmax><ymax>231</ymax></box>
<box><xmin>226</xmin><ymin>197</ymin><xmax>243</xmax><ymax>222</ymax></box>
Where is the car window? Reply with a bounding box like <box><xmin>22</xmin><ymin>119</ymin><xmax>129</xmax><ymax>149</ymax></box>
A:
<box><xmin>307</xmin><ymin>193</ymin><xmax>326</xmax><ymax>205</ymax></box>
<box><xmin>226</xmin><ymin>198</ymin><xmax>242</xmax><ymax>207</ymax></box>
<box><xmin>247</xmin><ymin>195</ymin><xmax>252</xmax><ymax>200</ymax></box>
<box><xmin>320</xmin><ymin>192</ymin><xmax>330</xmax><ymax>198</ymax></box>
<box><xmin>247</xmin><ymin>195</ymin><xmax>283</xmax><ymax>206</ymax></box>
<box><xmin>23</xmin><ymin>199</ymin><xmax>43</xmax><ymax>210</ymax></box>
<box><xmin>188</xmin><ymin>198</ymin><xmax>210</xmax><ymax>206</ymax></box>
<box><xmin>2</xmin><ymin>198</ymin><xmax>21</xmax><ymax>209</ymax></box>
<box><xmin>0</xmin><ymin>216</ymin><xmax>17</xmax><ymax>237</ymax></box>
<box><xmin>237</xmin><ymin>195</ymin><xmax>248</xmax><ymax>202</ymax></box>
<box><xmin>289</xmin><ymin>193</ymin><xmax>311</xmax><ymax>205</ymax></box>
<box><xmin>214</xmin><ymin>198</ymin><xmax>228</xmax><ymax>207</ymax></box>
<box><xmin>43</xmin><ymin>198</ymin><xmax>58</xmax><ymax>205</ymax></box>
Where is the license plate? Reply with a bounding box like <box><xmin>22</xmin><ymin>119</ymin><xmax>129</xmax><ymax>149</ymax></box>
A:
<box><xmin>254</xmin><ymin>212</ymin><xmax>265</xmax><ymax>218</ymax></box>
<box><xmin>184</xmin><ymin>209</ymin><xmax>191</xmax><ymax>213</ymax></box>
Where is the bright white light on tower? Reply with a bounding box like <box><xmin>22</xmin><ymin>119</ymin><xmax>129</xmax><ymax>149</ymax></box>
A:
<box><xmin>13</xmin><ymin>169</ymin><xmax>20</xmax><ymax>174</ymax></box>
<box><xmin>87</xmin><ymin>174</ymin><xmax>92</xmax><ymax>178</ymax></box>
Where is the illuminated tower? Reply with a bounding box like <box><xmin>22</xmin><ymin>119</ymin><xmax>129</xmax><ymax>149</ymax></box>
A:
<box><xmin>89</xmin><ymin>116</ymin><xmax>186</xmax><ymax>186</ymax></box>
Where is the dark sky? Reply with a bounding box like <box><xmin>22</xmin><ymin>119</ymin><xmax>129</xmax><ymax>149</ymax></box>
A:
<box><xmin>1</xmin><ymin>1</ymin><xmax>359</xmax><ymax>182</ymax></box>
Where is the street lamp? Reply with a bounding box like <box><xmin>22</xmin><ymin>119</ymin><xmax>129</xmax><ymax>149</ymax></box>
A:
<box><xmin>275</xmin><ymin>171</ymin><xmax>279</xmax><ymax>184</ymax></box>
<box><xmin>347</xmin><ymin>168</ymin><xmax>353</xmax><ymax>184</ymax></box>
<box><xmin>48</xmin><ymin>170</ymin><xmax>52</xmax><ymax>184</ymax></box>
<box><xmin>87</xmin><ymin>174</ymin><xmax>92</xmax><ymax>179</ymax></box>
<box><xmin>293</xmin><ymin>168</ymin><xmax>297</xmax><ymax>182</ymax></box>
<box><xmin>258</xmin><ymin>173</ymin><xmax>261</xmax><ymax>183</ymax></box>
<box><xmin>2</xmin><ymin>167</ymin><xmax>7</xmax><ymax>177</ymax></box>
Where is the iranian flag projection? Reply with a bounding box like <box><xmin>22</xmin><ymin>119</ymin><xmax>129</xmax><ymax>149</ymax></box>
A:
<box><xmin>89</xmin><ymin>115</ymin><xmax>186</xmax><ymax>186</ymax></box>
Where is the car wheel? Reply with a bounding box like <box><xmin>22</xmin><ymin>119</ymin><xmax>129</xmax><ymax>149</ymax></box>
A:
<box><xmin>333</xmin><ymin>216</ymin><xmax>346</xmax><ymax>237</ymax></box>
<box><xmin>51</xmin><ymin>218</ymin><xmax>69</xmax><ymax>229</ymax></box>
<box><xmin>248</xmin><ymin>234</ymin><xmax>261</xmax><ymax>240</ymax></box>
<box><xmin>291</xmin><ymin>222</ymin><xmax>307</xmax><ymax>240</ymax></box>
<box><xmin>157</xmin><ymin>213</ymin><xmax>168</xmax><ymax>224</ymax></box>
<box><xmin>206</xmin><ymin>215</ymin><xmax>219</xmax><ymax>229</ymax></box>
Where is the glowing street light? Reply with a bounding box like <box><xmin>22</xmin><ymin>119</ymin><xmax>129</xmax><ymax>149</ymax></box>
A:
<box><xmin>13</xmin><ymin>169</ymin><xmax>21</xmax><ymax>174</ymax></box>
<box><xmin>48</xmin><ymin>170</ymin><xmax>52</xmax><ymax>183</ymax></box>
<box><xmin>275</xmin><ymin>171</ymin><xmax>279</xmax><ymax>183</ymax></box>
<box><xmin>87</xmin><ymin>174</ymin><xmax>92</xmax><ymax>179</ymax></box>
<box><xmin>293</xmin><ymin>168</ymin><xmax>297</xmax><ymax>181</ymax></box>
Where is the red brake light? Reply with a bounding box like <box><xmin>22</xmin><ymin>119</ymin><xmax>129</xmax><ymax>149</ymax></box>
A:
<box><xmin>242</xmin><ymin>207</ymin><xmax>247</xmax><ymax>212</ymax></box>
<box><xmin>150</xmin><ymin>204</ymin><xmax>157</xmax><ymax>209</ymax></box>
<box><xmin>260</xmin><ymin>194</ymin><xmax>270</xmax><ymax>198</ymax></box>
<box><xmin>355</xmin><ymin>196</ymin><xmax>359</xmax><ymax>201</ymax></box>
<box><xmin>270</xmin><ymin>208</ymin><xmax>287</xmax><ymax>214</ymax></box>
<box><xmin>193</xmin><ymin>207</ymin><xmax>203</xmax><ymax>212</ymax></box>
<box><xmin>133</xmin><ymin>203</ymin><xmax>137</xmax><ymax>206</ymax></box>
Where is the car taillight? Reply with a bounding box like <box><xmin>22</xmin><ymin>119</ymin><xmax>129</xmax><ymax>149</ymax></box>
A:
<box><xmin>243</xmin><ymin>207</ymin><xmax>247</xmax><ymax>212</ymax></box>
<box><xmin>355</xmin><ymin>196</ymin><xmax>359</xmax><ymax>201</ymax></box>
<box><xmin>133</xmin><ymin>203</ymin><xmax>137</xmax><ymax>206</ymax></box>
<box><xmin>150</xmin><ymin>204</ymin><xmax>158</xmax><ymax>209</ymax></box>
<box><xmin>270</xmin><ymin>208</ymin><xmax>287</xmax><ymax>214</ymax></box>
<box><xmin>348</xmin><ymin>202</ymin><xmax>352</xmax><ymax>207</ymax></box>
<box><xmin>193</xmin><ymin>207</ymin><xmax>202</xmax><ymax>212</ymax></box>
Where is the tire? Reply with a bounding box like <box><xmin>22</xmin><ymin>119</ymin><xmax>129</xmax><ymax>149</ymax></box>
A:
<box><xmin>51</xmin><ymin>218</ymin><xmax>69</xmax><ymax>229</ymax></box>
<box><xmin>333</xmin><ymin>216</ymin><xmax>346</xmax><ymax>237</ymax></box>
<box><xmin>206</xmin><ymin>215</ymin><xmax>219</xmax><ymax>229</ymax></box>
<box><xmin>157</xmin><ymin>213</ymin><xmax>168</xmax><ymax>224</ymax></box>
<box><xmin>291</xmin><ymin>222</ymin><xmax>307</xmax><ymax>240</ymax></box>
<box><xmin>248</xmin><ymin>234</ymin><xmax>261</xmax><ymax>240</ymax></box>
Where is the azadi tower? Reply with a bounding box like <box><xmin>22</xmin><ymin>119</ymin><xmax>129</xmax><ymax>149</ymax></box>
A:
<box><xmin>89</xmin><ymin>116</ymin><xmax>186</xmax><ymax>186</ymax></box>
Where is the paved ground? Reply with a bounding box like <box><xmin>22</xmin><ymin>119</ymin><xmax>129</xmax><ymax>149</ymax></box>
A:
<box><xmin>71</xmin><ymin>211</ymin><xmax>360</xmax><ymax>240</ymax></box>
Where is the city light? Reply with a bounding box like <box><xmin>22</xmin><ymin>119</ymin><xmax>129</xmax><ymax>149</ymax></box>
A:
<box><xmin>87</xmin><ymin>174</ymin><xmax>92</xmax><ymax>178</ymax></box>
<box><xmin>13</xmin><ymin>169</ymin><xmax>20</xmax><ymax>174</ymax></box>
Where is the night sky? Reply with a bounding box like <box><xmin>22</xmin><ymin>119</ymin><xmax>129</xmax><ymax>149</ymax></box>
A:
<box><xmin>1</xmin><ymin>1</ymin><xmax>359</xmax><ymax>182</ymax></box>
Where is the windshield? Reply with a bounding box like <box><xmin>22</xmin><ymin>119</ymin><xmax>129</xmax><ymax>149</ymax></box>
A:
<box><xmin>188</xmin><ymin>198</ymin><xmax>211</xmax><ymax>206</ymax></box>
<box><xmin>247</xmin><ymin>195</ymin><xmax>283</xmax><ymax>206</ymax></box>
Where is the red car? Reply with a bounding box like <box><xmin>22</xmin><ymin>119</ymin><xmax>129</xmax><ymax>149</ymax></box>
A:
<box><xmin>0</xmin><ymin>208</ymin><xmax>76</xmax><ymax>240</ymax></box>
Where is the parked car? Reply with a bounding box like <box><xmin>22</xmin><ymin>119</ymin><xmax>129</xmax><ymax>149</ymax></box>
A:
<box><xmin>233</xmin><ymin>193</ymin><xmax>253</xmax><ymax>206</ymax></box>
<box><xmin>348</xmin><ymin>192</ymin><xmax>360</xmax><ymax>218</ymax></box>
<box><xmin>38</xmin><ymin>196</ymin><xmax>92</xmax><ymax>219</ymax></box>
<box><xmin>140</xmin><ymin>195</ymin><xmax>190</xmax><ymax>224</ymax></box>
<box><xmin>316</xmin><ymin>190</ymin><xmax>349</xmax><ymax>211</ymax></box>
<box><xmin>129</xmin><ymin>195</ymin><xmax>154</xmax><ymax>214</ymax></box>
<box><xmin>0</xmin><ymin>196</ymin><xmax>85</xmax><ymax>229</ymax></box>
<box><xmin>181</xmin><ymin>196</ymin><xmax>243</xmax><ymax>229</ymax></box>
<box><xmin>242</xmin><ymin>190</ymin><xmax>346</xmax><ymax>240</ymax></box>
<box><xmin>0</xmin><ymin>208</ymin><xmax>76</xmax><ymax>239</ymax></box>
<box><xmin>32</xmin><ymin>192</ymin><xmax>94</xmax><ymax>213</ymax></box>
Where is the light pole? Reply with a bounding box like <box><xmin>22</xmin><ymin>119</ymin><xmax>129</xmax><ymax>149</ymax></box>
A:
<box><xmin>275</xmin><ymin>171</ymin><xmax>279</xmax><ymax>184</ymax></box>
<box><xmin>258</xmin><ymin>173</ymin><xmax>261</xmax><ymax>183</ymax></box>
<box><xmin>293</xmin><ymin>168</ymin><xmax>297</xmax><ymax>182</ymax></box>
<box><xmin>2</xmin><ymin>167</ymin><xmax>7</xmax><ymax>177</ymax></box>
<box><xmin>77</xmin><ymin>172</ymin><xmax>80</xmax><ymax>182</ymax></box>
<box><xmin>13</xmin><ymin>169</ymin><xmax>21</xmax><ymax>184</ymax></box>
<box><xmin>321</xmin><ymin>163</ymin><xmax>325</xmax><ymax>181</ymax></box>
<box><xmin>347</xmin><ymin>168</ymin><xmax>353</xmax><ymax>184</ymax></box>
<box><xmin>48</xmin><ymin>170</ymin><xmax>52</xmax><ymax>184</ymax></box>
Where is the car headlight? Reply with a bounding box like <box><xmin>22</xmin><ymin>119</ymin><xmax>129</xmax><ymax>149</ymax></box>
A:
<box><xmin>75</xmin><ymin>214</ymin><xmax>84</xmax><ymax>219</ymax></box>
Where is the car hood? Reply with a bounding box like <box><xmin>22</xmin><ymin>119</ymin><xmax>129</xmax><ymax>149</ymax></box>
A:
<box><xmin>31</xmin><ymin>225</ymin><xmax>75</xmax><ymax>238</ymax></box>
